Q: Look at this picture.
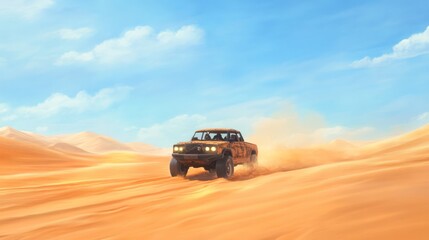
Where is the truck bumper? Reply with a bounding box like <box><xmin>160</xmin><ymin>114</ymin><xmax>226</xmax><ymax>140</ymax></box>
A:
<box><xmin>172</xmin><ymin>153</ymin><xmax>222</xmax><ymax>167</ymax></box>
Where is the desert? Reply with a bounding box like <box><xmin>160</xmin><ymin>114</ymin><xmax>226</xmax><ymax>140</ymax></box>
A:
<box><xmin>0</xmin><ymin>125</ymin><xmax>428</xmax><ymax>239</ymax></box>
<box><xmin>2</xmin><ymin>1</ymin><xmax>428</xmax><ymax>239</ymax></box>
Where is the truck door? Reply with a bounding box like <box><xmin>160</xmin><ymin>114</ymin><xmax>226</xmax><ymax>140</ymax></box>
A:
<box><xmin>230</xmin><ymin>133</ymin><xmax>246</xmax><ymax>163</ymax></box>
<box><xmin>236</xmin><ymin>132</ymin><xmax>248</xmax><ymax>162</ymax></box>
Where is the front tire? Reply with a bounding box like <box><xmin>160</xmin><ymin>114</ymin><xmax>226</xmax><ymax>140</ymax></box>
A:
<box><xmin>170</xmin><ymin>158</ymin><xmax>189</xmax><ymax>177</ymax></box>
<box><xmin>216</xmin><ymin>156</ymin><xmax>234</xmax><ymax>179</ymax></box>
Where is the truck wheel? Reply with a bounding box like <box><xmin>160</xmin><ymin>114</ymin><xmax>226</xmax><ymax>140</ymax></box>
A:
<box><xmin>170</xmin><ymin>158</ymin><xmax>189</xmax><ymax>177</ymax></box>
<box><xmin>250</xmin><ymin>154</ymin><xmax>258</xmax><ymax>167</ymax></box>
<box><xmin>216</xmin><ymin>156</ymin><xmax>234</xmax><ymax>179</ymax></box>
<box><xmin>244</xmin><ymin>154</ymin><xmax>258</xmax><ymax>168</ymax></box>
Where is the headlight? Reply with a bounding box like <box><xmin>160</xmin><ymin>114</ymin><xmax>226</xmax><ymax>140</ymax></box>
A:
<box><xmin>174</xmin><ymin>146</ymin><xmax>184</xmax><ymax>152</ymax></box>
<box><xmin>204</xmin><ymin>146</ymin><xmax>217</xmax><ymax>152</ymax></box>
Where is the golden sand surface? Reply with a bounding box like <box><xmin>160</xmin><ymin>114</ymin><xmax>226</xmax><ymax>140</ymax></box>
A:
<box><xmin>1</xmin><ymin>126</ymin><xmax>429</xmax><ymax>239</ymax></box>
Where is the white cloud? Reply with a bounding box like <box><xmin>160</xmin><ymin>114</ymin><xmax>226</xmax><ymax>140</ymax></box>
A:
<box><xmin>58</xmin><ymin>27</ymin><xmax>93</xmax><ymax>40</ymax></box>
<box><xmin>17</xmin><ymin>86</ymin><xmax>132</xmax><ymax>117</ymax></box>
<box><xmin>0</xmin><ymin>0</ymin><xmax>54</xmax><ymax>19</ymax></box>
<box><xmin>59</xmin><ymin>51</ymin><xmax>94</xmax><ymax>62</ymax></box>
<box><xmin>352</xmin><ymin>26</ymin><xmax>429</xmax><ymax>67</ymax></box>
<box><xmin>417</xmin><ymin>112</ymin><xmax>429</xmax><ymax>121</ymax></box>
<box><xmin>56</xmin><ymin>24</ymin><xmax>204</xmax><ymax>65</ymax></box>
<box><xmin>156</xmin><ymin>25</ymin><xmax>203</xmax><ymax>46</ymax></box>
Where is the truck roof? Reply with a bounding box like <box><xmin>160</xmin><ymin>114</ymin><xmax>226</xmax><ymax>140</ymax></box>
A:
<box><xmin>195</xmin><ymin>128</ymin><xmax>239</xmax><ymax>133</ymax></box>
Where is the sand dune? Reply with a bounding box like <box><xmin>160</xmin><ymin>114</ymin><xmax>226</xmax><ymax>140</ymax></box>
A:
<box><xmin>1</xmin><ymin>125</ymin><xmax>429</xmax><ymax>239</ymax></box>
<box><xmin>0</xmin><ymin>136</ymin><xmax>93</xmax><ymax>175</ymax></box>
<box><xmin>0</xmin><ymin>126</ymin><xmax>165</xmax><ymax>155</ymax></box>
<box><xmin>0</xmin><ymin>126</ymin><xmax>50</xmax><ymax>146</ymax></box>
<box><xmin>48</xmin><ymin>142</ymin><xmax>91</xmax><ymax>154</ymax></box>
<box><xmin>0</xmin><ymin>127</ymin><xmax>90</xmax><ymax>155</ymax></box>
<box><xmin>56</xmin><ymin>131</ymin><xmax>134</xmax><ymax>153</ymax></box>
<box><xmin>362</xmin><ymin>125</ymin><xmax>429</xmax><ymax>157</ymax></box>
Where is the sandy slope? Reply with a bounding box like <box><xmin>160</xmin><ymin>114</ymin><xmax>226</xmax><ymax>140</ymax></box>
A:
<box><xmin>1</xmin><ymin>126</ymin><xmax>429</xmax><ymax>239</ymax></box>
<box><xmin>48</xmin><ymin>142</ymin><xmax>91</xmax><ymax>154</ymax></box>
<box><xmin>0</xmin><ymin>127</ymin><xmax>90</xmax><ymax>154</ymax></box>
<box><xmin>0</xmin><ymin>136</ymin><xmax>93</xmax><ymax>175</ymax></box>
<box><xmin>0</xmin><ymin>126</ymin><xmax>51</xmax><ymax>146</ymax></box>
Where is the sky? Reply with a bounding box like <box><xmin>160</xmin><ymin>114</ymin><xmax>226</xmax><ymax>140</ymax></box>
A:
<box><xmin>0</xmin><ymin>0</ymin><xmax>429</xmax><ymax>147</ymax></box>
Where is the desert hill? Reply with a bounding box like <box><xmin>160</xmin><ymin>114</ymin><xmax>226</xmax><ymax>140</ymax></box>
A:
<box><xmin>0</xmin><ymin>126</ymin><xmax>50</xmax><ymax>146</ymax></box>
<box><xmin>55</xmin><ymin>131</ymin><xmax>134</xmax><ymax>153</ymax></box>
<box><xmin>48</xmin><ymin>142</ymin><xmax>91</xmax><ymax>154</ymax></box>
<box><xmin>0</xmin><ymin>126</ymin><xmax>164</xmax><ymax>155</ymax></box>
<box><xmin>0</xmin><ymin>136</ymin><xmax>93</xmax><ymax>174</ymax></box>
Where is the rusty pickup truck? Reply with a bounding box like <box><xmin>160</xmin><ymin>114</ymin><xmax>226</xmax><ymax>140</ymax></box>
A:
<box><xmin>170</xmin><ymin>128</ymin><xmax>258</xmax><ymax>179</ymax></box>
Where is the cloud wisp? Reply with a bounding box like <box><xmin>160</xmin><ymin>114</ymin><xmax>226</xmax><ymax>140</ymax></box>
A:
<box><xmin>417</xmin><ymin>112</ymin><xmax>429</xmax><ymax>122</ymax></box>
<box><xmin>17</xmin><ymin>86</ymin><xmax>132</xmax><ymax>117</ymax></box>
<box><xmin>0</xmin><ymin>86</ymin><xmax>132</xmax><ymax>121</ymax></box>
<box><xmin>352</xmin><ymin>26</ymin><xmax>429</xmax><ymax>68</ymax></box>
<box><xmin>58</xmin><ymin>27</ymin><xmax>93</xmax><ymax>40</ymax></box>
<box><xmin>0</xmin><ymin>0</ymin><xmax>54</xmax><ymax>19</ymax></box>
<box><xmin>56</xmin><ymin>25</ymin><xmax>204</xmax><ymax>65</ymax></box>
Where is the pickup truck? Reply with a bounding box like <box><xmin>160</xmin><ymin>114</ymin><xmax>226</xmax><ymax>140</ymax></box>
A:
<box><xmin>170</xmin><ymin>128</ymin><xmax>258</xmax><ymax>179</ymax></box>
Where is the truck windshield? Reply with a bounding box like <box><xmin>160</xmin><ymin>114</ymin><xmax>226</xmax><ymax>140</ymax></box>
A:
<box><xmin>192</xmin><ymin>131</ymin><xmax>229</xmax><ymax>141</ymax></box>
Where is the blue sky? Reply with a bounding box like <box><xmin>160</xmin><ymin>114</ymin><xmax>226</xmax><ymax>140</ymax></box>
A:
<box><xmin>0</xmin><ymin>0</ymin><xmax>429</xmax><ymax>147</ymax></box>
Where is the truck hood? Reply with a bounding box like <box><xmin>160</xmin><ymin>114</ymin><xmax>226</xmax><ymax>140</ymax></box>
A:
<box><xmin>175</xmin><ymin>140</ymin><xmax>228</xmax><ymax>146</ymax></box>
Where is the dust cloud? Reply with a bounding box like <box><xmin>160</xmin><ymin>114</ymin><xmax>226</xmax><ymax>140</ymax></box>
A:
<box><xmin>245</xmin><ymin>110</ymin><xmax>362</xmax><ymax>176</ymax></box>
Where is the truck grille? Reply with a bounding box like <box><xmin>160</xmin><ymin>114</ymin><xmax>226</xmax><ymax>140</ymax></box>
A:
<box><xmin>184</xmin><ymin>144</ymin><xmax>203</xmax><ymax>154</ymax></box>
